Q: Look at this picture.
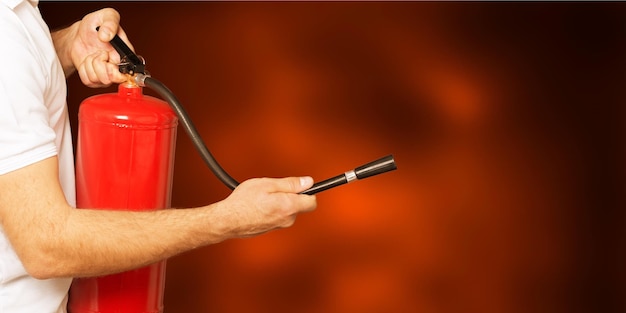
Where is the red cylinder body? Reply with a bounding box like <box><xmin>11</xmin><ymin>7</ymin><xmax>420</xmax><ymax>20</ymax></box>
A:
<box><xmin>68</xmin><ymin>83</ymin><xmax>178</xmax><ymax>313</ymax></box>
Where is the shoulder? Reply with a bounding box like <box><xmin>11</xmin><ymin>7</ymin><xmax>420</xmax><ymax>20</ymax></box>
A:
<box><xmin>0</xmin><ymin>0</ymin><xmax>50</xmax><ymax>82</ymax></box>
<box><xmin>0</xmin><ymin>0</ymin><xmax>38</xmax><ymax>10</ymax></box>
<box><xmin>0</xmin><ymin>0</ymin><xmax>59</xmax><ymax>175</ymax></box>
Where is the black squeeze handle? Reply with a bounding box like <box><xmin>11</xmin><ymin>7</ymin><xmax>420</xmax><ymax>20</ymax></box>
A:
<box><xmin>301</xmin><ymin>155</ymin><xmax>397</xmax><ymax>195</ymax></box>
<box><xmin>97</xmin><ymin>26</ymin><xmax>145</xmax><ymax>75</ymax></box>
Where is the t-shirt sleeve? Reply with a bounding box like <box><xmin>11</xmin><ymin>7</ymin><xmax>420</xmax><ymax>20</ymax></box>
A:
<box><xmin>0</xmin><ymin>12</ymin><xmax>57</xmax><ymax>175</ymax></box>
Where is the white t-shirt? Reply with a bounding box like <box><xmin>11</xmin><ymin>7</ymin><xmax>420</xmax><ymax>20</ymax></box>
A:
<box><xmin>0</xmin><ymin>0</ymin><xmax>75</xmax><ymax>312</ymax></box>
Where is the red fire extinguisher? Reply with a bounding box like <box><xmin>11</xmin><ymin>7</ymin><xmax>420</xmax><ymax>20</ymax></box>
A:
<box><xmin>68</xmin><ymin>81</ymin><xmax>178</xmax><ymax>313</ymax></box>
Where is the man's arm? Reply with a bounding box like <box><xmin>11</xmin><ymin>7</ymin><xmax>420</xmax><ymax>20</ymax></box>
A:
<box><xmin>0</xmin><ymin>156</ymin><xmax>316</xmax><ymax>279</ymax></box>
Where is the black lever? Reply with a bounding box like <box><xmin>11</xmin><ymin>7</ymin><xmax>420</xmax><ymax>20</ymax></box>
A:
<box><xmin>97</xmin><ymin>27</ymin><xmax>145</xmax><ymax>75</ymax></box>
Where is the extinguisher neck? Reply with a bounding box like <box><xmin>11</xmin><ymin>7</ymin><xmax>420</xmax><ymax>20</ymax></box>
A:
<box><xmin>118</xmin><ymin>83</ymin><xmax>143</xmax><ymax>99</ymax></box>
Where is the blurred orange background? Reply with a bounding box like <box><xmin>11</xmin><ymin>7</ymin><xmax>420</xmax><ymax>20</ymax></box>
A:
<box><xmin>40</xmin><ymin>2</ymin><xmax>624</xmax><ymax>313</ymax></box>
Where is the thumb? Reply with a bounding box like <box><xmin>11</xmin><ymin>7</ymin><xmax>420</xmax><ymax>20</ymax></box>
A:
<box><xmin>97</xmin><ymin>25</ymin><xmax>114</xmax><ymax>43</ymax></box>
<box><xmin>94</xmin><ymin>8</ymin><xmax>120</xmax><ymax>42</ymax></box>
<box><xmin>274</xmin><ymin>176</ymin><xmax>314</xmax><ymax>193</ymax></box>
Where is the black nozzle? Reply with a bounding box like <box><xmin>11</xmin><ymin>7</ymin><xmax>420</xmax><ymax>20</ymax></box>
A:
<box><xmin>301</xmin><ymin>155</ymin><xmax>397</xmax><ymax>195</ymax></box>
<box><xmin>355</xmin><ymin>155</ymin><xmax>397</xmax><ymax>180</ymax></box>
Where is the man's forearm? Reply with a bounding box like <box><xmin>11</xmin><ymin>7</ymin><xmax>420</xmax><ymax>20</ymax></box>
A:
<box><xmin>26</xmin><ymin>203</ymin><xmax>230</xmax><ymax>279</ymax></box>
<box><xmin>0</xmin><ymin>156</ymin><xmax>229</xmax><ymax>279</ymax></box>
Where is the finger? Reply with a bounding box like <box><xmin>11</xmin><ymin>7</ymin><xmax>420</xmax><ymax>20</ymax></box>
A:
<box><xmin>107</xmin><ymin>63</ymin><xmax>127</xmax><ymax>84</ymax></box>
<box><xmin>296</xmin><ymin>195</ymin><xmax>317</xmax><ymax>213</ymax></box>
<box><xmin>268</xmin><ymin>176</ymin><xmax>314</xmax><ymax>193</ymax></box>
<box><xmin>94</xmin><ymin>9</ymin><xmax>135</xmax><ymax>64</ymax></box>
<box><xmin>78</xmin><ymin>51</ymin><xmax>107</xmax><ymax>88</ymax></box>
<box><xmin>77</xmin><ymin>56</ymin><xmax>97</xmax><ymax>86</ymax></box>
<box><xmin>84</xmin><ymin>51</ymin><xmax>106</xmax><ymax>86</ymax></box>
<box><xmin>93</xmin><ymin>52</ymin><xmax>112</xmax><ymax>86</ymax></box>
<box><xmin>95</xmin><ymin>8</ymin><xmax>121</xmax><ymax>43</ymax></box>
<box><xmin>299</xmin><ymin>176</ymin><xmax>314</xmax><ymax>190</ymax></box>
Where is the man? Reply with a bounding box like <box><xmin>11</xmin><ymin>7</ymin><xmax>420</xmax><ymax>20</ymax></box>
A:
<box><xmin>0</xmin><ymin>1</ymin><xmax>317</xmax><ymax>312</ymax></box>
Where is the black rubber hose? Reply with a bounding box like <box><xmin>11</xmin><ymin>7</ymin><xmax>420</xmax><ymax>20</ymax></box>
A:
<box><xmin>139</xmin><ymin>75</ymin><xmax>396</xmax><ymax>195</ymax></box>
<box><xmin>142</xmin><ymin>76</ymin><xmax>240</xmax><ymax>190</ymax></box>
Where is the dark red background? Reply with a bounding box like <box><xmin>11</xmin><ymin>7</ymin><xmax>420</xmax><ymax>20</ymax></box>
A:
<box><xmin>40</xmin><ymin>2</ymin><xmax>624</xmax><ymax>313</ymax></box>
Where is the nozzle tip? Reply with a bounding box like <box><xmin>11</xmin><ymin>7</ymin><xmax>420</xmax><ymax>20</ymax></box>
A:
<box><xmin>354</xmin><ymin>155</ymin><xmax>397</xmax><ymax>180</ymax></box>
